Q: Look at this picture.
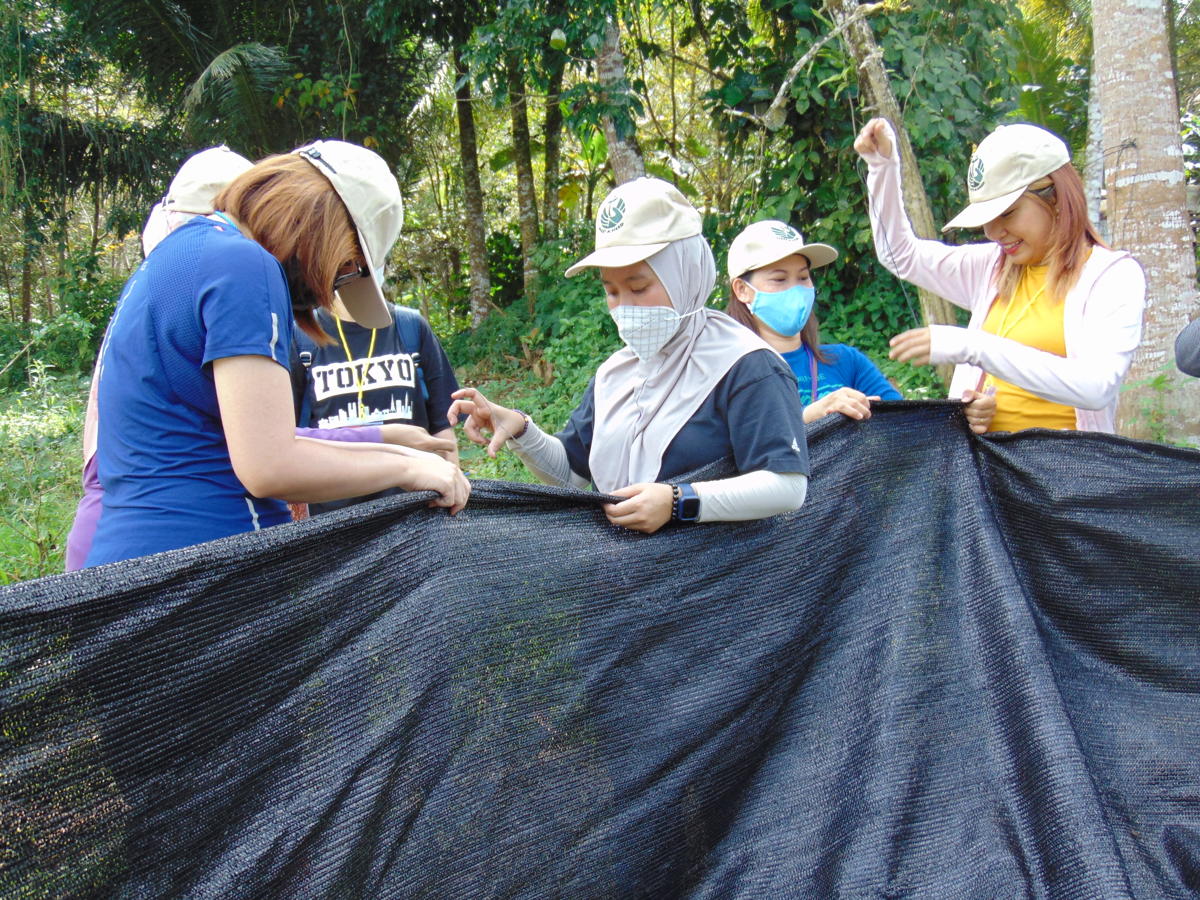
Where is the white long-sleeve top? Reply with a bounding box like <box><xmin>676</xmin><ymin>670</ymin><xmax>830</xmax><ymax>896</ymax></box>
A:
<box><xmin>862</xmin><ymin>123</ymin><xmax>1146</xmax><ymax>433</ymax></box>
<box><xmin>509</xmin><ymin>421</ymin><xmax>807</xmax><ymax>523</ymax></box>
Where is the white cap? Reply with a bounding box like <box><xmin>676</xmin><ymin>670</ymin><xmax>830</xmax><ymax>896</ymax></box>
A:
<box><xmin>294</xmin><ymin>140</ymin><xmax>404</xmax><ymax>329</ymax></box>
<box><xmin>943</xmin><ymin>123</ymin><xmax>1070</xmax><ymax>230</ymax></box>
<box><xmin>726</xmin><ymin>220</ymin><xmax>838</xmax><ymax>280</ymax></box>
<box><xmin>141</xmin><ymin>200</ymin><xmax>170</xmax><ymax>256</ymax></box>
<box><xmin>165</xmin><ymin>146</ymin><xmax>254</xmax><ymax>214</ymax></box>
<box><xmin>565</xmin><ymin>177</ymin><xmax>702</xmax><ymax>277</ymax></box>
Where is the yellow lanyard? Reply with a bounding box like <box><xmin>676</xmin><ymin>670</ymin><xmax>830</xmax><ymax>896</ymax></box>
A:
<box><xmin>992</xmin><ymin>278</ymin><xmax>1046</xmax><ymax>340</ymax></box>
<box><xmin>334</xmin><ymin>316</ymin><xmax>377</xmax><ymax>418</ymax></box>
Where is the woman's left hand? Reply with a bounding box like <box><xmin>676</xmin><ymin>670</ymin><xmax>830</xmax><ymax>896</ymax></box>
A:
<box><xmin>961</xmin><ymin>388</ymin><xmax>997</xmax><ymax>435</ymax></box>
<box><xmin>603</xmin><ymin>483</ymin><xmax>674</xmax><ymax>534</ymax></box>
<box><xmin>889</xmin><ymin>327</ymin><xmax>933</xmax><ymax>365</ymax></box>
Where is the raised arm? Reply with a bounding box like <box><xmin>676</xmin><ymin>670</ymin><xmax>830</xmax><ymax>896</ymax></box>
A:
<box><xmin>855</xmin><ymin>117</ymin><xmax>998</xmax><ymax>312</ymax></box>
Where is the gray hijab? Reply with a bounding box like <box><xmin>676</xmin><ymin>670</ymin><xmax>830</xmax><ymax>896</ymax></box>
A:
<box><xmin>589</xmin><ymin>234</ymin><xmax>772</xmax><ymax>493</ymax></box>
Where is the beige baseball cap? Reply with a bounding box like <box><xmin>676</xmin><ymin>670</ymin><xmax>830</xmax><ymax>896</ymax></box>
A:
<box><xmin>726</xmin><ymin>220</ymin><xmax>838</xmax><ymax>280</ymax></box>
<box><xmin>165</xmin><ymin>146</ymin><xmax>254</xmax><ymax>214</ymax></box>
<box><xmin>565</xmin><ymin>177</ymin><xmax>702</xmax><ymax>277</ymax></box>
<box><xmin>943</xmin><ymin>123</ymin><xmax>1070</xmax><ymax>231</ymax></box>
<box><xmin>295</xmin><ymin>140</ymin><xmax>403</xmax><ymax>329</ymax></box>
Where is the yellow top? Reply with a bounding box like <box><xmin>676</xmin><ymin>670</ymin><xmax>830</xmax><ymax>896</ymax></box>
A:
<box><xmin>981</xmin><ymin>264</ymin><xmax>1076</xmax><ymax>433</ymax></box>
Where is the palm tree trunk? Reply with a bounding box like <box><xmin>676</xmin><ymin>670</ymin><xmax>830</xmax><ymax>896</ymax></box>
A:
<box><xmin>542</xmin><ymin>52</ymin><xmax>566</xmax><ymax>242</ymax></box>
<box><xmin>597</xmin><ymin>19</ymin><xmax>645</xmax><ymax>185</ymax></box>
<box><xmin>827</xmin><ymin>0</ymin><xmax>956</xmax><ymax>387</ymax></box>
<box><xmin>507</xmin><ymin>56</ymin><xmax>540</xmax><ymax>316</ymax></box>
<box><xmin>453</xmin><ymin>44</ymin><xmax>492</xmax><ymax>326</ymax></box>
<box><xmin>1093</xmin><ymin>0</ymin><xmax>1200</xmax><ymax>439</ymax></box>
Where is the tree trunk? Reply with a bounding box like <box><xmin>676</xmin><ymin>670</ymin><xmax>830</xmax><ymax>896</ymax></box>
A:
<box><xmin>1093</xmin><ymin>0</ymin><xmax>1200</xmax><ymax>440</ymax></box>
<box><xmin>542</xmin><ymin>52</ymin><xmax>566</xmax><ymax>241</ymax></box>
<box><xmin>507</xmin><ymin>56</ymin><xmax>540</xmax><ymax>316</ymax></box>
<box><xmin>1084</xmin><ymin>76</ymin><xmax>1107</xmax><ymax>243</ymax></box>
<box><xmin>597</xmin><ymin>19</ymin><xmax>645</xmax><ymax>185</ymax></box>
<box><xmin>20</xmin><ymin>209</ymin><xmax>34</xmax><ymax>324</ymax></box>
<box><xmin>827</xmin><ymin>0</ymin><xmax>956</xmax><ymax>385</ymax></box>
<box><xmin>453</xmin><ymin>45</ymin><xmax>492</xmax><ymax>326</ymax></box>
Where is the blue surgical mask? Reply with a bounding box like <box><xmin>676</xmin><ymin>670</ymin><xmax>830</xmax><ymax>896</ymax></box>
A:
<box><xmin>749</xmin><ymin>283</ymin><xmax>815</xmax><ymax>337</ymax></box>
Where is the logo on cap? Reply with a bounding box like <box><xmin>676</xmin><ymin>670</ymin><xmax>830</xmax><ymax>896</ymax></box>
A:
<box><xmin>967</xmin><ymin>156</ymin><xmax>985</xmax><ymax>192</ymax></box>
<box><xmin>598</xmin><ymin>197</ymin><xmax>626</xmax><ymax>234</ymax></box>
<box><xmin>772</xmin><ymin>225</ymin><xmax>801</xmax><ymax>241</ymax></box>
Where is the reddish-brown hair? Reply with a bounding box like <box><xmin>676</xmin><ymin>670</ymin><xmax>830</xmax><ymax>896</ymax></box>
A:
<box><xmin>994</xmin><ymin>162</ymin><xmax>1107</xmax><ymax>305</ymax></box>
<box><xmin>212</xmin><ymin>154</ymin><xmax>360</xmax><ymax>343</ymax></box>
<box><xmin>724</xmin><ymin>256</ymin><xmax>832</xmax><ymax>364</ymax></box>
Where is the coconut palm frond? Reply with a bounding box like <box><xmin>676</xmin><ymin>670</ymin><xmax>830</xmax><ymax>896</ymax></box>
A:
<box><xmin>13</xmin><ymin>100</ymin><xmax>180</xmax><ymax>207</ymax></box>
<box><xmin>59</xmin><ymin>0</ymin><xmax>213</xmax><ymax>100</ymax></box>
<box><xmin>183</xmin><ymin>43</ymin><xmax>291</xmax><ymax>156</ymax></box>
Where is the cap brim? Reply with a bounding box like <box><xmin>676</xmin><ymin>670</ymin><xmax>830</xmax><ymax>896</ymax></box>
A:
<box><xmin>797</xmin><ymin>243</ymin><xmax>838</xmax><ymax>269</ymax></box>
<box><xmin>565</xmin><ymin>241</ymin><xmax>670</xmax><ymax>277</ymax></box>
<box><xmin>942</xmin><ymin>187</ymin><xmax>1025</xmax><ymax>231</ymax></box>
<box><xmin>336</xmin><ymin>224</ymin><xmax>392</xmax><ymax>328</ymax></box>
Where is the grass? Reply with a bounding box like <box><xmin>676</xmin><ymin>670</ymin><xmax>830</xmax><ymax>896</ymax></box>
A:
<box><xmin>0</xmin><ymin>366</ymin><xmax>88</xmax><ymax>585</ymax></box>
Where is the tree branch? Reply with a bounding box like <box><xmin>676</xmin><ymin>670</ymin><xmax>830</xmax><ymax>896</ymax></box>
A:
<box><xmin>727</xmin><ymin>1</ymin><xmax>885</xmax><ymax>131</ymax></box>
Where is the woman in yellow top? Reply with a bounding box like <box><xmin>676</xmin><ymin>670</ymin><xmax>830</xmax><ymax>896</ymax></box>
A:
<box><xmin>854</xmin><ymin>117</ymin><xmax>1146</xmax><ymax>433</ymax></box>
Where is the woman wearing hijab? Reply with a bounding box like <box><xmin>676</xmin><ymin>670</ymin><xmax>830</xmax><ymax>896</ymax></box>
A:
<box><xmin>449</xmin><ymin>177</ymin><xmax>810</xmax><ymax>534</ymax></box>
<box><xmin>85</xmin><ymin>141</ymin><xmax>469</xmax><ymax>567</ymax></box>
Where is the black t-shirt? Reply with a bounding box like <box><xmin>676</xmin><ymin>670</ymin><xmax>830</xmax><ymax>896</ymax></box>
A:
<box><xmin>557</xmin><ymin>348</ymin><xmax>810</xmax><ymax>485</ymax></box>
<box><xmin>293</xmin><ymin>305</ymin><xmax>460</xmax><ymax>514</ymax></box>
<box><xmin>295</xmin><ymin>305</ymin><xmax>457</xmax><ymax>433</ymax></box>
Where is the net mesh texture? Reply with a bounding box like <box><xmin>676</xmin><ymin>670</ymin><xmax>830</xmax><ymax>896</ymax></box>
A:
<box><xmin>1</xmin><ymin>402</ymin><xmax>1198</xmax><ymax>899</ymax></box>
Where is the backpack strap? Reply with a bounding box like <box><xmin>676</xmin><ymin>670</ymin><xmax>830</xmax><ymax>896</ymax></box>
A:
<box><xmin>290</xmin><ymin>336</ymin><xmax>315</xmax><ymax>426</ymax></box>
<box><xmin>392</xmin><ymin>306</ymin><xmax>429</xmax><ymax>404</ymax></box>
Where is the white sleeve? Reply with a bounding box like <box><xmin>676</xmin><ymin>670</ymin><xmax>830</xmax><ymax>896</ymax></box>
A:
<box><xmin>927</xmin><ymin>256</ymin><xmax>1146</xmax><ymax>410</ymax></box>
<box><xmin>692</xmin><ymin>470</ymin><xmax>808</xmax><ymax>523</ymax></box>
<box><xmin>508</xmin><ymin>421</ymin><xmax>590</xmax><ymax>490</ymax></box>
<box><xmin>865</xmin><ymin>123</ymin><xmax>999</xmax><ymax>312</ymax></box>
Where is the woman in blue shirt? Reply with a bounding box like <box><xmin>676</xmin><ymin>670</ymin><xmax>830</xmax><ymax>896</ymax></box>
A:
<box><xmin>725</xmin><ymin>220</ymin><xmax>994</xmax><ymax>433</ymax></box>
<box><xmin>86</xmin><ymin>142</ymin><xmax>469</xmax><ymax>566</ymax></box>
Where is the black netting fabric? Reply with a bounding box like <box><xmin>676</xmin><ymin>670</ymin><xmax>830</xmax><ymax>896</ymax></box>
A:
<box><xmin>2</xmin><ymin>403</ymin><xmax>1199</xmax><ymax>899</ymax></box>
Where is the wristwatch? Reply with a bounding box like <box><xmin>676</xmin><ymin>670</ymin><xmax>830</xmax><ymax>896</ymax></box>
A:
<box><xmin>672</xmin><ymin>483</ymin><xmax>701</xmax><ymax>523</ymax></box>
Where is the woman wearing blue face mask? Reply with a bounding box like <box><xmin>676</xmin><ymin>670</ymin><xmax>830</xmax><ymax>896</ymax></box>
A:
<box><xmin>449</xmin><ymin>178</ymin><xmax>810</xmax><ymax>534</ymax></box>
<box><xmin>726</xmin><ymin>220</ymin><xmax>902</xmax><ymax>424</ymax></box>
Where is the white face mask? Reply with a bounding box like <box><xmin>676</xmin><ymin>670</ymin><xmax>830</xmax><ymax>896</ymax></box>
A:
<box><xmin>610</xmin><ymin>305</ymin><xmax>695</xmax><ymax>360</ymax></box>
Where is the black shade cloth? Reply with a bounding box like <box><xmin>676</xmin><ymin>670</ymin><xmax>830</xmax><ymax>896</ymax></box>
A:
<box><xmin>2</xmin><ymin>403</ymin><xmax>1198</xmax><ymax>898</ymax></box>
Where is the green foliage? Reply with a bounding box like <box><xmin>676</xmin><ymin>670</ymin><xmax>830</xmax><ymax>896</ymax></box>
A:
<box><xmin>0</xmin><ymin>368</ymin><xmax>87</xmax><ymax>582</ymax></box>
<box><xmin>486</xmin><ymin>226</ymin><xmax>524</xmax><ymax>308</ymax></box>
<box><xmin>701</xmin><ymin>0</ymin><xmax>1018</xmax><ymax>396</ymax></box>
<box><xmin>1012</xmin><ymin>10</ymin><xmax>1088</xmax><ymax>149</ymax></box>
<box><xmin>0</xmin><ymin>250</ymin><xmax>121</xmax><ymax>389</ymax></box>
<box><xmin>1121</xmin><ymin>363</ymin><xmax>1196</xmax><ymax>449</ymax></box>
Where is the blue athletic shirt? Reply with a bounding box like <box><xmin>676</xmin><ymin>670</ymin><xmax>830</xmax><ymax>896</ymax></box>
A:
<box><xmin>557</xmin><ymin>348</ymin><xmax>810</xmax><ymax>484</ymax></box>
<box><xmin>86</xmin><ymin>217</ymin><xmax>294</xmax><ymax>567</ymax></box>
<box><xmin>781</xmin><ymin>343</ymin><xmax>902</xmax><ymax>405</ymax></box>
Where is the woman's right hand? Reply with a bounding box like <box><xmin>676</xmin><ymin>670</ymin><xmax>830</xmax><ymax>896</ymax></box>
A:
<box><xmin>447</xmin><ymin>387</ymin><xmax>524</xmax><ymax>457</ymax></box>
<box><xmin>398</xmin><ymin>454</ymin><xmax>471</xmax><ymax>514</ymax></box>
<box><xmin>853</xmin><ymin>118</ymin><xmax>894</xmax><ymax>160</ymax></box>
<box><xmin>378</xmin><ymin>423</ymin><xmax>458</xmax><ymax>459</ymax></box>
<box><xmin>803</xmin><ymin>387</ymin><xmax>878</xmax><ymax>423</ymax></box>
